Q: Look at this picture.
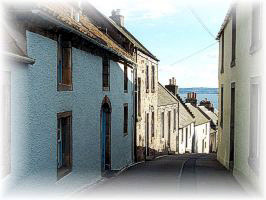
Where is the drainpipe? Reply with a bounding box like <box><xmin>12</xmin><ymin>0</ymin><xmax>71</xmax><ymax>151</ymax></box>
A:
<box><xmin>131</xmin><ymin>63</ymin><xmax>137</xmax><ymax>163</ymax></box>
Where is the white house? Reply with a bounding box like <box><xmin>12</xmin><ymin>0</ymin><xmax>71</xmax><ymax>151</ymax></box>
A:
<box><xmin>186</xmin><ymin>101</ymin><xmax>210</xmax><ymax>154</ymax></box>
<box><xmin>216</xmin><ymin>0</ymin><xmax>264</xmax><ymax>193</ymax></box>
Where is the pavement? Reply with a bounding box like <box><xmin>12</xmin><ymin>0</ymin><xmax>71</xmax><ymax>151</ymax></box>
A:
<box><xmin>76</xmin><ymin>153</ymin><xmax>246</xmax><ymax>199</ymax></box>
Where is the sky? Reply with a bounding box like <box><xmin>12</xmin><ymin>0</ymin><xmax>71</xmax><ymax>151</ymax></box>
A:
<box><xmin>88</xmin><ymin>0</ymin><xmax>232</xmax><ymax>88</ymax></box>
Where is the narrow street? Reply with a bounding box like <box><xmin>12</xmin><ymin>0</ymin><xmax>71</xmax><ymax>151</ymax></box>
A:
<box><xmin>78</xmin><ymin>154</ymin><xmax>244</xmax><ymax>198</ymax></box>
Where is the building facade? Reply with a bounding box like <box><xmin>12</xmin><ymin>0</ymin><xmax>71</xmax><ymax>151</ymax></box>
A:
<box><xmin>198</xmin><ymin>102</ymin><xmax>218</xmax><ymax>153</ymax></box>
<box><xmin>216</xmin><ymin>1</ymin><xmax>264</xmax><ymax>192</ymax></box>
<box><xmin>165</xmin><ymin>78</ymin><xmax>195</xmax><ymax>154</ymax></box>
<box><xmin>157</xmin><ymin>83</ymin><xmax>179</xmax><ymax>154</ymax></box>
<box><xmin>1</xmin><ymin>1</ymin><xmax>137</xmax><ymax>194</ymax></box>
<box><xmin>186</xmin><ymin>97</ymin><xmax>210</xmax><ymax>154</ymax></box>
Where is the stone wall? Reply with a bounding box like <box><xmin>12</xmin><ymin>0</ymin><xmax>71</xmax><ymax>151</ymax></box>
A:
<box><xmin>135</xmin><ymin>50</ymin><xmax>158</xmax><ymax>161</ymax></box>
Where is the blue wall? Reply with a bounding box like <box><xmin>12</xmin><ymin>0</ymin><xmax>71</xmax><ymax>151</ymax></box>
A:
<box><xmin>7</xmin><ymin>31</ymin><xmax>134</xmax><ymax>194</ymax></box>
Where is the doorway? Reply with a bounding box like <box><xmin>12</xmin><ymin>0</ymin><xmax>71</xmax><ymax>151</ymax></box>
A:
<box><xmin>229</xmin><ymin>83</ymin><xmax>235</xmax><ymax>170</ymax></box>
<box><xmin>101</xmin><ymin>96</ymin><xmax>111</xmax><ymax>173</ymax></box>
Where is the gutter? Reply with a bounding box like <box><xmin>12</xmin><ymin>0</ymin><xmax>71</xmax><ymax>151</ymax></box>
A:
<box><xmin>2</xmin><ymin>51</ymin><xmax>35</xmax><ymax>64</ymax></box>
<box><xmin>31</xmin><ymin>9</ymin><xmax>137</xmax><ymax>66</ymax></box>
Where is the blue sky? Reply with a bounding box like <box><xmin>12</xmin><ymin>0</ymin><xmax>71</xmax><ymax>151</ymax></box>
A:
<box><xmin>89</xmin><ymin>0</ymin><xmax>232</xmax><ymax>88</ymax></box>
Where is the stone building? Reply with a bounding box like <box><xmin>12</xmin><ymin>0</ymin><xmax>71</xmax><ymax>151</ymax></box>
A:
<box><xmin>165</xmin><ymin>78</ymin><xmax>195</xmax><ymax>154</ymax></box>
<box><xmin>216</xmin><ymin>1</ymin><xmax>264</xmax><ymax>192</ymax></box>
<box><xmin>157</xmin><ymin>83</ymin><xmax>179</xmax><ymax>154</ymax></box>
<box><xmin>185</xmin><ymin>94</ymin><xmax>211</xmax><ymax>153</ymax></box>
<box><xmin>1</xmin><ymin>1</ymin><xmax>138</xmax><ymax>194</ymax></box>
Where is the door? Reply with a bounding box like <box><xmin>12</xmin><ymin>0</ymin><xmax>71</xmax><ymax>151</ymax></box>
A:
<box><xmin>145</xmin><ymin>113</ymin><xmax>149</xmax><ymax>157</ymax></box>
<box><xmin>168</xmin><ymin>111</ymin><xmax>171</xmax><ymax>148</ymax></box>
<box><xmin>101</xmin><ymin>103</ymin><xmax>111</xmax><ymax>172</ymax></box>
<box><xmin>229</xmin><ymin>83</ymin><xmax>235</xmax><ymax>170</ymax></box>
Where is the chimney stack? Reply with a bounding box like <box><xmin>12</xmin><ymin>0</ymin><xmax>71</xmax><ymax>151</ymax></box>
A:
<box><xmin>110</xmin><ymin>9</ymin><xmax>124</xmax><ymax>27</ymax></box>
<box><xmin>185</xmin><ymin>92</ymin><xmax>197</xmax><ymax>106</ymax></box>
<box><xmin>165</xmin><ymin>77</ymin><xmax>179</xmax><ymax>96</ymax></box>
<box><xmin>199</xmin><ymin>98</ymin><xmax>214</xmax><ymax>112</ymax></box>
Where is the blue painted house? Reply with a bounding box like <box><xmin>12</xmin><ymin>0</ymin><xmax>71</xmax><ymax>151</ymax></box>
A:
<box><xmin>1</xmin><ymin>1</ymin><xmax>137</xmax><ymax>195</ymax></box>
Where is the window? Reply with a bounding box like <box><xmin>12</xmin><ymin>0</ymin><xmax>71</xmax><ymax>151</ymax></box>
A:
<box><xmin>57</xmin><ymin>35</ymin><xmax>72</xmax><ymax>91</ymax></box>
<box><xmin>181</xmin><ymin>130</ymin><xmax>184</xmax><ymax>143</ymax></box>
<box><xmin>146</xmin><ymin>113</ymin><xmax>149</xmax><ymax>141</ymax></box>
<box><xmin>231</xmin><ymin>6</ymin><xmax>236</xmax><ymax>67</ymax></box>
<box><xmin>250</xmin><ymin>1</ymin><xmax>262</xmax><ymax>54</ymax></box>
<box><xmin>221</xmin><ymin>33</ymin><xmax>224</xmax><ymax>73</ymax></box>
<box><xmin>220</xmin><ymin>85</ymin><xmax>224</xmax><ymax>128</ymax></box>
<box><xmin>174</xmin><ymin>109</ymin><xmax>176</xmax><ymax>131</ymax></box>
<box><xmin>146</xmin><ymin>65</ymin><xmax>149</xmax><ymax>92</ymax></box>
<box><xmin>123</xmin><ymin>103</ymin><xmax>128</xmax><ymax>135</ymax></box>
<box><xmin>185</xmin><ymin>127</ymin><xmax>188</xmax><ymax>148</ymax></box>
<box><xmin>168</xmin><ymin>111</ymin><xmax>171</xmax><ymax>143</ymax></box>
<box><xmin>248</xmin><ymin>77</ymin><xmax>261</xmax><ymax>174</ymax></box>
<box><xmin>151</xmin><ymin>112</ymin><xmax>155</xmax><ymax>137</ymax></box>
<box><xmin>138</xmin><ymin>78</ymin><xmax>141</xmax><ymax>117</ymax></box>
<box><xmin>102</xmin><ymin>57</ymin><xmax>110</xmax><ymax>91</ymax></box>
<box><xmin>57</xmin><ymin>112</ymin><xmax>72</xmax><ymax>180</ymax></box>
<box><xmin>151</xmin><ymin>65</ymin><xmax>155</xmax><ymax>92</ymax></box>
<box><xmin>124</xmin><ymin>63</ymin><xmax>128</xmax><ymax>92</ymax></box>
<box><xmin>161</xmin><ymin>112</ymin><xmax>164</xmax><ymax>138</ymax></box>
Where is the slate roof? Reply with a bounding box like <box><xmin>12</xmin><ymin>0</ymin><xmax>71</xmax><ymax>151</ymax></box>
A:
<box><xmin>198</xmin><ymin>106</ymin><xmax>218</xmax><ymax>126</ymax></box>
<box><xmin>179</xmin><ymin>101</ymin><xmax>195</xmax><ymax>128</ymax></box>
<box><xmin>158</xmin><ymin>83</ymin><xmax>194</xmax><ymax>128</ymax></box>
<box><xmin>7</xmin><ymin>2</ymin><xmax>136</xmax><ymax>64</ymax></box>
<box><xmin>186</xmin><ymin>103</ymin><xmax>210</xmax><ymax>126</ymax></box>
<box><xmin>39</xmin><ymin>3</ymin><xmax>135</xmax><ymax>61</ymax></box>
<box><xmin>82</xmin><ymin>2</ymin><xmax>159</xmax><ymax>61</ymax></box>
<box><xmin>158</xmin><ymin>83</ymin><xmax>178</xmax><ymax>106</ymax></box>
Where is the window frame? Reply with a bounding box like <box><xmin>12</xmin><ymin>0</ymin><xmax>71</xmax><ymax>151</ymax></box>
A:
<box><xmin>151</xmin><ymin>112</ymin><xmax>155</xmax><ymax>138</ymax></box>
<box><xmin>161</xmin><ymin>112</ymin><xmax>164</xmax><ymax>138</ymax></box>
<box><xmin>250</xmin><ymin>1</ymin><xmax>262</xmax><ymax>54</ymax></box>
<box><xmin>137</xmin><ymin>77</ymin><xmax>141</xmax><ymax>117</ymax></box>
<box><xmin>230</xmin><ymin>6</ymin><xmax>236</xmax><ymax>67</ymax></box>
<box><xmin>124</xmin><ymin>63</ymin><xmax>128</xmax><ymax>93</ymax></box>
<box><xmin>57</xmin><ymin>111</ymin><xmax>72</xmax><ymax>180</ymax></box>
<box><xmin>151</xmin><ymin>65</ymin><xmax>155</xmax><ymax>93</ymax></box>
<box><xmin>102</xmin><ymin>57</ymin><xmax>110</xmax><ymax>91</ymax></box>
<box><xmin>146</xmin><ymin>64</ymin><xmax>149</xmax><ymax>93</ymax></box>
<box><xmin>57</xmin><ymin>35</ymin><xmax>73</xmax><ymax>91</ymax></box>
<box><xmin>221</xmin><ymin>32</ymin><xmax>225</xmax><ymax>73</ymax></box>
<box><xmin>123</xmin><ymin>103</ymin><xmax>128</xmax><ymax>136</ymax></box>
<box><xmin>220</xmin><ymin>85</ymin><xmax>224</xmax><ymax>128</ymax></box>
<box><xmin>248</xmin><ymin>77</ymin><xmax>261</xmax><ymax>174</ymax></box>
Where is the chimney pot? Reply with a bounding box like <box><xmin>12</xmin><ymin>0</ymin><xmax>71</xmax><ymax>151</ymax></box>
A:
<box><xmin>110</xmin><ymin>9</ymin><xmax>124</xmax><ymax>27</ymax></box>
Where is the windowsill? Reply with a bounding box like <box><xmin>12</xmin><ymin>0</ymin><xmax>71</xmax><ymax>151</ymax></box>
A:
<box><xmin>58</xmin><ymin>83</ymin><xmax>72</xmax><ymax>91</ymax></box>
<box><xmin>123</xmin><ymin>132</ymin><xmax>128</xmax><ymax>137</ymax></box>
<box><xmin>57</xmin><ymin>167</ymin><xmax>72</xmax><ymax>180</ymax></box>
<box><xmin>220</xmin><ymin>69</ymin><xmax>224</xmax><ymax>74</ymax></box>
<box><xmin>124</xmin><ymin>90</ymin><xmax>128</xmax><ymax>93</ymax></box>
<box><xmin>151</xmin><ymin>89</ymin><xmax>155</xmax><ymax>93</ymax></box>
<box><xmin>249</xmin><ymin>42</ymin><xmax>262</xmax><ymax>55</ymax></box>
<box><xmin>146</xmin><ymin>89</ymin><xmax>149</xmax><ymax>93</ymax></box>
<box><xmin>230</xmin><ymin>59</ymin><xmax>236</xmax><ymax>68</ymax></box>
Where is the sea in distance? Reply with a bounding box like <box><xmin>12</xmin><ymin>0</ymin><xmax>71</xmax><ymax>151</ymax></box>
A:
<box><xmin>179</xmin><ymin>88</ymin><xmax>218</xmax><ymax>110</ymax></box>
